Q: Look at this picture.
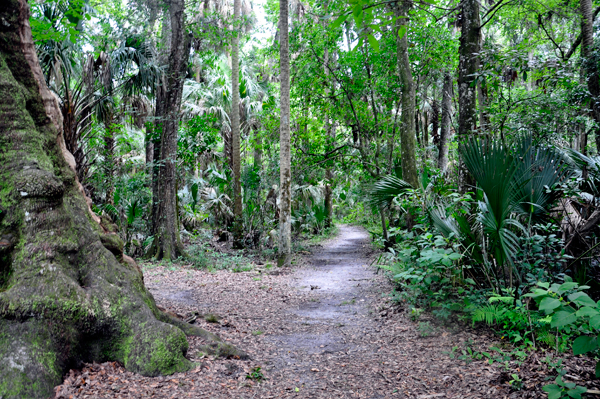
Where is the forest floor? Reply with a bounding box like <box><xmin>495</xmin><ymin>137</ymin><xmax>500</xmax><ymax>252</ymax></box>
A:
<box><xmin>54</xmin><ymin>225</ymin><xmax>598</xmax><ymax>399</ymax></box>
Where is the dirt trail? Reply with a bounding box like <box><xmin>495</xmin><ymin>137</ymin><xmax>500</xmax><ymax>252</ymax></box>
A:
<box><xmin>54</xmin><ymin>225</ymin><xmax>518</xmax><ymax>398</ymax></box>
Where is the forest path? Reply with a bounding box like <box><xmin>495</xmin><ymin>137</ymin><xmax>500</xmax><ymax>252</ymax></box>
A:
<box><xmin>54</xmin><ymin>225</ymin><xmax>513</xmax><ymax>399</ymax></box>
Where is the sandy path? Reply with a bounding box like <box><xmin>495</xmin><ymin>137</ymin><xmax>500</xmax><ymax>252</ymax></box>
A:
<box><xmin>54</xmin><ymin>225</ymin><xmax>523</xmax><ymax>398</ymax></box>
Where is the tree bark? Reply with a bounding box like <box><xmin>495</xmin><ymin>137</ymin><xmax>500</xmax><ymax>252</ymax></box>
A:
<box><xmin>581</xmin><ymin>0</ymin><xmax>600</xmax><ymax>150</ymax></box>
<box><xmin>103</xmin><ymin>117</ymin><xmax>116</xmax><ymax>205</ymax></box>
<box><xmin>232</xmin><ymin>0</ymin><xmax>243</xmax><ymax>248</ymax></box>
<box><xmin>145</xmin><ymin>121</ymin><xmax>154</xmax><ymax>169</ymax></box>
<box><xmin>278</xmin><ymin>0</ymin><xmax>292</xmax><ymax>266</ymax></box>
<box><xmin>0</xmin><ymin>2</ymin><xmax>243</xmax><ymax>398</ymax></box>
<box><xmin>323</xmin><ymin>45</ymin><xmax>334</xmax><ymax>228</ymax></box>
<box><xmin>431</xmin><ymin>98</ymin><xmax>439</xmax><ymax>147</ymax></box>
<box><xmin>457</xmin><ymin>0</ymin><xmax>480</xmax><ymax>189</ymax></box>
<box><xmin>438</xmin><ymin>73</ymin><xmax>452</xmax><ymax>171</ymax></box>
<box><xmin>254</xmin><ymin>133</ymin><xmax>262</xmax><ymax>171</ymax></box>
<box><xmin>395</xmin><ymin>1</ymin><xmax>419</xmax><ymax>189</ymax></box>
<box><xmin>148</xmin><ymin>0</ymin><xmax>190</xmax><ymax>260</ymax></box>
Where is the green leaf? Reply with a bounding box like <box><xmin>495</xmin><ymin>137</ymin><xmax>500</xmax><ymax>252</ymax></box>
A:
<box><xmin>542</xmin><ymin>384</ymin><xmax>562</xmax><ymax>399</ymax></box>
<box><xmin>567</xmin><ymin>385</ymin><xmax>587</xmax><ymax>398</ymax></box>
<box><xmin>575</xmin><ymin>306</ymin><xmax>599</xmax><ymax>317</ymax></box>
<box><xmin>558</xmin><ymin>282</ymin><xmax>579</xmax><ymax>294</ymax></box>
<box><xmin>353</xmin><ymin>37</ymin><xmax>364</xmax><ymax>52</ymax></box>
<box><xmin>330</xmin><ymin>13</ymin><xmax>349</xmax><ymax>29</ymax></box>
<box><xmin>537</xmin><ymin>282</ymin><xmax>550</xmax><ymax>289</ymax></box>
<box><xmin>551</xmin><ymin>310</ymin><xmax>577</xmax><ymax>328</ymax></box>
<box><xmin>596</xmin><ymin>361</ymin><xmax>600</xmax><ymax>378</ymax></box>
<box><xmin>539</xmin><ymin>297</ymin><xmax>562</xmax><ymax>313</ymax></box>
<box><xmin>398</xmin><ymin>25</ymin><xmax>407</xmax><ymax>39</ymax></box>
<box><xmin>590</xmin><ymin>315</ymin><xmax>600</xmax><ymax>329</ymax></box>
<box><xmin>524</xmin><ymin>288</ymin><xmax>549</xmax><ymax>298</ymax></box>
<box><xmin>352</xmin><ymin>4</ymin><xmax>363</xmax><ymax>27</ymax></box>
<box><xmin>367</xmin><ymin>34</ymin><xmax>380</xmax><ymax>52</ymax></box>
<box><xmin>572</xmin><ymin>335</ymin><xmax>597</xmax><ymax>355</ymax></box>
<box><xmin>568</xmin><ymin>292</ymin><xmax>597</xmax><ymax>307</ymax></box>
<box><xmin>448</xmin><ymin>253</ymin><xmax>462</xmax><ymax>260</ymax></box>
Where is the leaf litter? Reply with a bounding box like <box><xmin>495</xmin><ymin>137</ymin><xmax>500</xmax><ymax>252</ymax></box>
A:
<box><xmin>53</xmin><ymin>225</ymin><xmax>599</xmax><ymax>398</ymax></box>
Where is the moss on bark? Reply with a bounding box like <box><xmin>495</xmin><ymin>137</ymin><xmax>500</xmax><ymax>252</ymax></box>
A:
<box><xmin>0</xmin><ymin>2</ymin><xmax>241</xmax><ymax>398</ymax></box>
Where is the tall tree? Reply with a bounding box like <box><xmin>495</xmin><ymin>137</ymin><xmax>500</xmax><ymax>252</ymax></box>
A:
<box><xmin>232</xmin><ymin>0</ymin><xmax>243</xmax><ymax>248</ymax></box>
<box><xmin>438</xmin><ymin>72</ymin><xmax>452</xmax><ymax>171</ymax></box>
<box><xmin>457</xmin><ymin>0</ymin><xmax>480</xmax><ymax>138</ymax></box>
<box><xmin>148</xmin><ymin>0</ymin><xmax>190</xmax><ymax>259</ymax></box>
<box><xmin>279</xmin><ymin>0</ymin><xmax>292</xmax><ymax>266</ymax></box>
<box><xmin>0</xmin><ymin>1</ymin><xmax>215</xmax><ymax>396</ymax></box>
<box><xmin>396</xmin><ymin>1</ymin><xmax>418</xmax><ymax>189</ymax></box>
<box><xmin>580</xmin><ymin>0</ymin><xmax>600</xmax><ymax>150</ymax></box>
<box><xmin>457</xmin><ymin>0</ymin><xmax>480</xmax><ymax>190</ymax></box>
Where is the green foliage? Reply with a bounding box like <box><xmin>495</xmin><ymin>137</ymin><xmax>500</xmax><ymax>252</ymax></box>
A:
<box><xmin>525</xmin><ymin>279</ymin><xmax>600</xmax><ymax>375</ymax></box>
<box><xmin>246</xmin><ymin>366</ymin><xmax>265</xmax><ymax>382</ymax></box>
<box><xmin>543</xmin><ymin>375</ymin><xmax>587</xmax><ymax>399</ymax></box>
<box><xmin>368</xmin><ymin>175</ymin><xmax>412</xmax><ymax>208</ymax></box>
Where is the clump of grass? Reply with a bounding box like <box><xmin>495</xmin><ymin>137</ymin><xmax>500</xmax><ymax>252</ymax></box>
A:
<box><xmin>188</xmin><ymin>244</ymin><xmax>210</xmax><ymax>269</ymax></box>
<box><xmin>204</xmin><ymin>313</ymin><xmax>220</xmax><ymax>323</ymax></box>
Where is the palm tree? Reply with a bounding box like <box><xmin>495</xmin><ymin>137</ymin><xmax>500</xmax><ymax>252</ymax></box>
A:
<box><xmin>279</xmin><ymin>0</ymin><xmax>292</xmax><ymax>266</ymax></box>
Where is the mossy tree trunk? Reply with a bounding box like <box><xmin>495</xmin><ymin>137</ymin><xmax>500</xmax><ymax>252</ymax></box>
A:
<box><xmin>147</xmin><ymin>0</ymin><xmax>189</xmax><ymax>260</ymax></box>
<box><xmin>0</xmin><ymin>2</ymin><xmax>239</xmax><ymax>398</ymax></box>
<box><xmin>395</xmin><ymin>0</ymin><xmax>419</xmax><ymax>190</ymax></box>
<box><xmin>278</xmin><ymin>0</ymin><xmax>292</xmax><ymax>267</ymax></box>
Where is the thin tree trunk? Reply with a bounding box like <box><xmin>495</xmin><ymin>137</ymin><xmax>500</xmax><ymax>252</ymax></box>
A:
<box><xmin>148</xmin><ymin>0</ymin><xmax>190</xmax><ymax>260</ymax></box>
<box><xmin>431</xmin><ymin>98</ymin><xmax>440</xmax><ymax>147</ymax></box>
<box><xmin>0</xmin><ymin>2</ymin><xmax>235</xmax><ymax>397</ymax></box>
<box><xmin>457</xmin><ymin>0</ymin><xmax>480</xmax><ymax>190</ymax></box>
<box><xmin>423</xmin><ymin>109</ymin><xmax>429</xmax><ymax>147</ymax></box>
<box><xmin>438</xmin><ymin>73</ymin><xmax>452</xmax><ymax>171</ymax></box>
<box><xmin>103</xmin><ymin>117</ymin><xmax>115</xmax><ymax>205</ymax></box>
<box><xmin>396</xmin><ymin>1</ymin><xmax>419</xmax><ymax>189</ymax></box>
<box><xmin>232</xmin><ymin>0</ymin><xmax>243</xmax><ymax>248</ymax></box>
<box><xmin>323</xmin><ymin>45</ymin><xmax>334</xmax><ymax>228</ymax></box>
<box><xmin>145</xmin><ymin>121</ymin><xmax>154</xmax><ymax>169</ymax></box>
<box><xmin>581</xmin><ymin>0</ymin><xmax>600</xmax><ymax>150</ymax></box>
<box><xmin>278</xmin><ymin>0</ymin><xmax>292</xmax><ymax>266</ymax></box>
<box><xmin>254</xmin><ymin>133</ymin><xmax>262</xmax><ymax>170</ymax></box>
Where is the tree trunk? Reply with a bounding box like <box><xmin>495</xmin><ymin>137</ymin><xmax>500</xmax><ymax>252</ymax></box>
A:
<box><xmin>0</xmin><ymin>2</ymin><xmax>242</xmax><ymax>397</ymax></box>
<box><xmin>396</xmin><ymin>1</ymin><xmax>419</xmax><ymax>189</ymax></box>
<box><xmin>323</xmin><ymin>46</ymin><xmax>334</xmax><ymax>228</ymax></box>
<box><xmin>254</xmin><ymin>133</ymin><xmax>262</xmax><ymax>171</ymax></box>
<box><xmin>457</xmin><ymin>0</ymin><xmax>480</xmax><ymax>189</ymax></box>
<box><xmin>438</xmin><ymin>73</ymin><xmax>452</xmax><ymax>171</ymax></box>
<box><xmin>581</xmin><ymin>0</ymin><xmax>600</xmax><ymax>150</ymax></box>
<box><xmin>423</xmin><ymin>109</ymin><xmax>429</xmax><ymax>147</ymax></box>
<box><xmin>431</xmin><ymin>98</ymin><xmax>440</xmax><ymax>147</ymax></box>
<box><xmin>103</xmin><ymin>117</ymin><xmax>115</xmax><ymax>205</ymax></box>
<box><xmin>232</xmin><ymin>0</ymin><xmax>243</xmax><ymax>248</ymax></box>
<box><xmin>145</xmin><ymin>121</ymin><xmax>154</xmax><ymax>169</ymax></box>
<box><xmin>278</xmin><ymin>0</ymin><xmax>292</xmax><ymax>266</ymax></box>
<box><xmin>148</xmin><ymin>0</ymin><xmax>190</xmax><ymax>260</ymax></box>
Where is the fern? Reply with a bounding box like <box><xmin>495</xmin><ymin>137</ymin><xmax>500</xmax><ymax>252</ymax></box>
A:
<box><xmin>472</xmin><ymin>304</ymin><xmax>505</xmax><ymax>326</ymax></box>
<box><xmin>537</xmin><ymin>329</ymin><xmax>556</xmax><ymax>347</ymax></box>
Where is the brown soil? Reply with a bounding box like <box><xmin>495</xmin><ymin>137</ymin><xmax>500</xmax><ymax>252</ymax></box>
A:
<box><xmin>53</xmin><ymin>225</ymin><xmax>598</xmax><ymax>398</ymax></box>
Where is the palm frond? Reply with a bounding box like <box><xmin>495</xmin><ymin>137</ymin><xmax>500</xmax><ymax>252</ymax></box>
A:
<box><xmin>369</xmin><ymin>175</ymin><xmax>413</xmax><ymax>208</ymax></box>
